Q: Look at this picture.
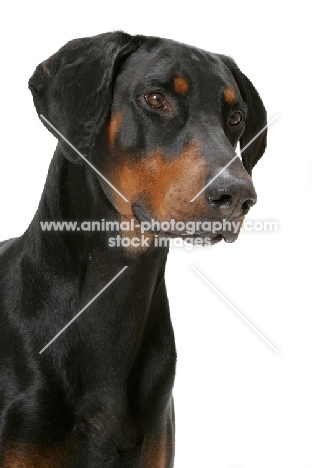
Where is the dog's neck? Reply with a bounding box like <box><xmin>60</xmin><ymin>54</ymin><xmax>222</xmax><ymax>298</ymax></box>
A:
<box><xmin>17</xmin><ymin>145</ymin><xmax>172</xmax><ymax>409</ymax></box>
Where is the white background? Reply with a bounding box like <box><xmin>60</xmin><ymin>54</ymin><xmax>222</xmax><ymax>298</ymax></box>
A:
<box><xmin>0</xmin><ymin>2</ymin><xmax>311</xmax><ymax>467</ymax></box>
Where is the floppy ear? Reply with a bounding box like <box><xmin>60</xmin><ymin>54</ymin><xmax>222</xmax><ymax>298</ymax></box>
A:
<box><xmin>218</xmin><ymin>55</ymin><xmax>267</xmax><ymax>175</ymax></box>
<box><xmin>28</xmin><ymin>31</ymin><xmax>143</xmax><ymax>163</ymax></box>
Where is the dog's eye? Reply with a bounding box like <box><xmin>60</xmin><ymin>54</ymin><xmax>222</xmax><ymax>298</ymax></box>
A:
<box><xmin>229</xmin><ymin>110</ymin><xmax>243</xmax><ymax>126</ymax></box>
<box><xmin>145</xmin><ymin>92</ymin><xmax>167</xmax><ymax>109</ymax></box>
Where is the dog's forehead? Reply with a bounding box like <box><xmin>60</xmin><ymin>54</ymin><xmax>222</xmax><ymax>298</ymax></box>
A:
<box><xmin>117</xmin><ymin>39</ymin><xmax>230</xmax><ymax>91</ymax></box>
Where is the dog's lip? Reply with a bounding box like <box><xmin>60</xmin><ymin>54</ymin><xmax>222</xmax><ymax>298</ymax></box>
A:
<box><xmin>132</xmin><ymin>202</ymin><xmax>151</xmax><ymax>223</ymax></box>
<box><xmin>222</xmin><ymin>231</ymin><xmax>238</xmax><ymax>243</ymax></box>
<box><xmin>132</xmin><ymin>203</ymin><xmax>242</xmax><ymax>243</ymax></box>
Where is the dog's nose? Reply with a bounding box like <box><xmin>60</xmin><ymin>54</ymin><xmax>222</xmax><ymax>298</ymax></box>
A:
<box><xmin>205</xmin><ymin>174</ymin><xmax>257</xmax><ymax>217</ymax></box>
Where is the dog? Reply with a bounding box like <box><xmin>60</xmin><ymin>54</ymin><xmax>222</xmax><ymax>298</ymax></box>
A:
<box><xmin>0</xmin><ymin>31</ymin><xmax>267</xmax><ymax>467</ymax></box>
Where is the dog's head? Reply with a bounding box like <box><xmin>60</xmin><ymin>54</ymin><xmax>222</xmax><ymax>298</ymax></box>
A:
<box><xmin>29</xmin><ymin>32</ymin><xmax>267</xmax><ymax>243</ymax></box>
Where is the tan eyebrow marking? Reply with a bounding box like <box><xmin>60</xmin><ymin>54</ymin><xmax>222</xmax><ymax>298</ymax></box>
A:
<box><xmin>224</xmin><ymin>87</ymin><xmax>236</xmax><ymax>104</ymax></box>
<box><xmin>174</xmin><ymin>76</ymin><xmax>189</xmax><ymax>95</ymax></box>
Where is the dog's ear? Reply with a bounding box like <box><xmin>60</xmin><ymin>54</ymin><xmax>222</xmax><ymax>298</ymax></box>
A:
<box><xmin>29</xmin><ymin>32</ymin><xmax>143</xmax><ymax>163</ymax></box>
<box><xmin>218</xmin><ymin>55</ymin><xmax>267</xmax><ymax>175</ymax></box>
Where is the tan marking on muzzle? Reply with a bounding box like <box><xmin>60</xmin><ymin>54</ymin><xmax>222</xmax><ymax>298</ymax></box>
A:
<box><xmin>109</xmin><ymin>141</ymin><xmax>208</xmax><ymax>220</ymax></box>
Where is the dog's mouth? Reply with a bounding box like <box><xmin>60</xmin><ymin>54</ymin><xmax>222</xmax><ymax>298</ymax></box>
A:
<box><xmin>132</xmin><ymin>203</ymin><xmax>242</xmax><ymax>245</ymax></box>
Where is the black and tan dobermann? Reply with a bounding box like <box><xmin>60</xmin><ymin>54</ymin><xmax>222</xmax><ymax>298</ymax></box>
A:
<box><xmin>0</xmin><ymin>32</ymin><xmax>267</xmax><ymax>467</ymax></box>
